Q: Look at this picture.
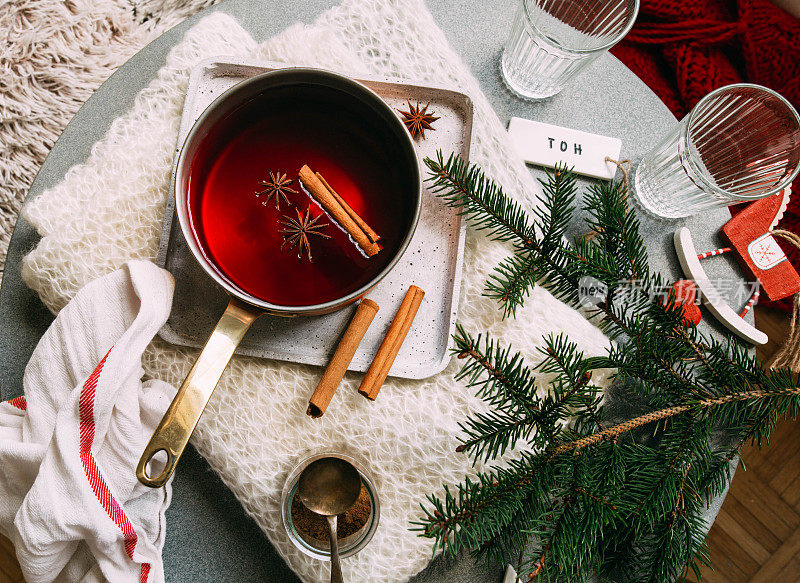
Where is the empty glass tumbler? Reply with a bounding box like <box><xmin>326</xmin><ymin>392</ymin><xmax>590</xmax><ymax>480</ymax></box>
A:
<box><xmin>501</xmin><ymin>0</ymin><xmax>639</xmax><ymax>100</ymax></box>
<box><xmin>633</xmin><ymin>84</ymin><xmax>800</xmax><ymax>220</ymax></box>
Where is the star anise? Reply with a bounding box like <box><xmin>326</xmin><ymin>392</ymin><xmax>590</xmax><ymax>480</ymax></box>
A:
<box><xmin>279</xmin><ymin>207</ymin><xmax>331</xmax><ymax>262</ymax></box>
<box><xmin>397</xmin><ymin>99</ymin><xmax>440</xmax><ymax>139</ymax></box>
<box><xmin>256</xmin><ymin>171</ymin><xmax>297</xmax><ymax>209</ymax></box>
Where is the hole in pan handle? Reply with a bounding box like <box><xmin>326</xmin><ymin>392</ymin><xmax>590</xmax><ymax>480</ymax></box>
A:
<box><xmin>136</xmin><ymin>297</ymin><xmax>262</xmax><ymax>488</ymax></box>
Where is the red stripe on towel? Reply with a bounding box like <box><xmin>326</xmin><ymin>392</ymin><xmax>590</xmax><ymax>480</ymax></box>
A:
<box><xmin>6</xmin><ymin>396</ymin><xmax>26</xmax><ymax>411</ymax></box>
<box><xmin>78</xmin><ymin>348</ymin><xmax>152</xmax><ymax>582</ymax></box>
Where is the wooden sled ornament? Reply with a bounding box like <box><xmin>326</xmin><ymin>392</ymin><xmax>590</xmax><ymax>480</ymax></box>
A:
<box><xmin>674</xmin><ymin>188</ymin><xmax>799</xmax><ymax>345</ymax></box>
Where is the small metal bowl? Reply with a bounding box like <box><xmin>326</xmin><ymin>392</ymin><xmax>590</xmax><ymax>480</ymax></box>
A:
<box><xmin>281</xmin><ymin>451</ymin><xmax>380</xmax><ymax>560</ymax></box>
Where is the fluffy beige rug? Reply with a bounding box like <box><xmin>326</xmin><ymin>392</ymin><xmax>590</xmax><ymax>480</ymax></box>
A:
<box><xmin>0</xmin><ymin>0</ymin><xmax>219</xmax><ymax>283</ymax></box>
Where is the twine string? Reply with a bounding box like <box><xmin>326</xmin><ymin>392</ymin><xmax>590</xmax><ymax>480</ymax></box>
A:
<box><xmin>768</xmin><ymin>229</ymin><xmax>800</xmax><ymax>372</ymax></box>
<box><xmin>771</xmin><ymin>229</ymin><xmax>800</xmax><ymax>252</ymax></box>
<box><xmin>605</xmin><ymin>156</ymin><xmax>632</xmax><ymax>195</ymax></box>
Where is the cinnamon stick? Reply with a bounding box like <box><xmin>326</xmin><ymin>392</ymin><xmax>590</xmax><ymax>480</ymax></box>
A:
<box><xmin>316</xmin><ymin>173</ymin><xmax>381</xmax><ymax>244</ymax></box>
<box><xmin>298</xmin><ymin>165</ymin><xmax>382</xmax><ymax>257</ymax></box>
<box><xmin>358</xmin><ymin>285</ymin><xmax>425</xmax><ymax>400</ymax></box>
<box><xmin>307</xmin><ymin>299</ymin><xmax>379</xmax><ymax>418</ymax></box>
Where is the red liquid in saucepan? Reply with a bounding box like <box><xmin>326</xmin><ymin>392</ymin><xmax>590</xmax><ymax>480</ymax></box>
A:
<box><xmin>187</xmin><ymin>89</ymin><xmax>415</xmax><ymax>306</ymax></box>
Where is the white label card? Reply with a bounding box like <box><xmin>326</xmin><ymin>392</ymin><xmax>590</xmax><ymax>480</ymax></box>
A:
<box><xmin>507</xmin><ymin>117</ymin><xmax>623</xmax><ymax>180</ymax></box>
<box><xmin>747</xmin><ymin>233</ymin><xmax>787</xmax><ymax>271</ymax></box>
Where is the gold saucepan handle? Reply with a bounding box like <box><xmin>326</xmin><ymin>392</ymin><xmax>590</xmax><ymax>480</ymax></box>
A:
<box><xmin>137</xmin><ymin>297</ymin><xmax>261</xmax><ymax>488</ymax></box>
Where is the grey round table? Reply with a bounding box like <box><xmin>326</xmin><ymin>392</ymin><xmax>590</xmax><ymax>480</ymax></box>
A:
<box><xmin>0</xmin><ymin>1</ymin><xmax>742</xmax><ymax>581</ymax></box>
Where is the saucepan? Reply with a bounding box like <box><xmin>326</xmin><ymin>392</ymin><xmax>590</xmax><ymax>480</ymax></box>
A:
<box><xmin>137</xmin><ymin>68</ymin><xmax>421</xmax><ymax>488</ymax></box>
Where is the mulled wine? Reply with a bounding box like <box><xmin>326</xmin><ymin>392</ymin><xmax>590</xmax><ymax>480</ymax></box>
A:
<box><xmin>187</xmin><ymin>85</ymin><xmax>417</xmax><ymax>306</ymax></box>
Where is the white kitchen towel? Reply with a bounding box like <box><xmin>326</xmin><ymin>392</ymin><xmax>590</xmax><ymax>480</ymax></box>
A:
<box><xmin>20</xmin><ymin>4</ymin><xmax>612</xmax><ymax>582</ymax></box>
<box><xmin>0</xmin><ymin>261</ymin><xmax>176</xmax><ymax>583</ymax></box>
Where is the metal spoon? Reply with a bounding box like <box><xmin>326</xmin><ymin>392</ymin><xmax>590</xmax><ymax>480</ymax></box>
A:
<box><xmin>298</xmin><ymin>457</ymin><xmax>362</xmax><ymax>583</ymax></box>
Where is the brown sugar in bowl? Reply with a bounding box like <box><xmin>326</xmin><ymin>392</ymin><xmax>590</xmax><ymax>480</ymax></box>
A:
<box><xmin>291</xmin><ymin>482</ymin><xmax>372</xmax><ymax>541</ymax></box>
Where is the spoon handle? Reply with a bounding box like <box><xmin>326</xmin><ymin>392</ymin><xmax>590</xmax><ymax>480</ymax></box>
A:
<box><xmin>327</xmin><ymin>515</ymin><xmax>344</xmax><ymax>583</ymax></box>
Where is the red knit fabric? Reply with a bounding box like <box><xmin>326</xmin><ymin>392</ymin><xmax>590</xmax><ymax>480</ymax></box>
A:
<box><xmin>611</xmin><ymin>0</ymin><xmax>800</xmax><ymax>311</ymax></box>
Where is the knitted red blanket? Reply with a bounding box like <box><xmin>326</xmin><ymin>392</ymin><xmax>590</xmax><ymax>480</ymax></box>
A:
<box><xmin>610</xmin><ymin>0</ymin><xmax>800</xmax><ymax>310</ymax></box>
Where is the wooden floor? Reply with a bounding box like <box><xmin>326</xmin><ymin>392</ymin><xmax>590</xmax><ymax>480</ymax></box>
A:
<box><xmin>0</xmin><ymin>306</ymin><xmax>795</xmax><ymax>582</ymax></box>
<box><xmin>688</xmin><ymin>415</ymin><xmax>800</xmax><ymax>582</ymax></box>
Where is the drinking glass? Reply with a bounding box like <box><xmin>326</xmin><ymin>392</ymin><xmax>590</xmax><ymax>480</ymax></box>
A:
<box><xmin>501</xmin><ymin>0</ymin><xmax>639</xmax><ymax>100</ymax></box>
<box><xmin>633</xmin><ymin>84</ymin><xmax>800</xmax><ymax>219</ymax></box>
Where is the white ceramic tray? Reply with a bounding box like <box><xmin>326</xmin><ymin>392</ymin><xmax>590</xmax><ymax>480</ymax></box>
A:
<box><xmin>155</xmin><ymin>59</ymin><xmax>474</xmax><ymax>379</ymax></box>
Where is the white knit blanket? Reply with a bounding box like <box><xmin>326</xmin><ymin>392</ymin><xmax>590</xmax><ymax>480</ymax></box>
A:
<box><xmin>21</xmin><ymin>2</ymin><xmax>611</xmax><ymax>581</ymax></box>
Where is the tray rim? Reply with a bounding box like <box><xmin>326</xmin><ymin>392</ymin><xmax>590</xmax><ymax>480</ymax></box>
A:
<box><xmin>155</xmin><ymin>58</ymin><xmax>474</xmax><ymax>380</ymax></box>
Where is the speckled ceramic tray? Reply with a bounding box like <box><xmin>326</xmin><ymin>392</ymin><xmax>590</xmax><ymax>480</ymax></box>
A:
<box><xmin>155</xmin><ymin>59</ymin><xmax>473</xmax><ymax>379</ymax></box>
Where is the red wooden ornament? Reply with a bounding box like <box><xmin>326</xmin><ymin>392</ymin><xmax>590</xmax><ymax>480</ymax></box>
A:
<box><xmin>665</xmin><ymin>279</ymin><xmax>702</xmax><ymax>327</ymax></box>
<box><xmin>721</xmin><ymin>192</ymin><xmax>800</xmax><ymax>303</ymax></box>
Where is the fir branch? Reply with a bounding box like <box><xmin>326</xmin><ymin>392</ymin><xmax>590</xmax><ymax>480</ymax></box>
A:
<box><xmin>533</xmin><ymin>162</ymin><xmax>579</xmax><ymax>255</ymax></box>
<box><xmin>483</xmin><ymin>250</ymin><xmax>538</xmax><ymax>318</ymax></box>
<box><xmin>524</xmin><ymin>463</ymin><xmax>582</xmax><ymax>581</ymax></box>
<box><xmin>418</xmin><ymin>387</ymin><xmax>799</xmax><ymax>558</ymax></box>
<box><xmin>694</xmin><ymin>444</ymin><xmax>739</xmax><ymax>505</ymax></box>
<box><xmin>453</xmin><ymin>329</ymin><xmax>608</xmax><ymax>461</ymax></box>
<box><xmin>453</xmin><ymin>324</ymin><xmax>538</xmax><ymax>410</ymax></box>
<box><xmin>413</xmin><ymin>455</ymin><xmax>555</xmax><ymax>554</ymax></box>
<box><xmin>550</xmin><ymin>388</ymin><xmax>800</xmax><ymax>457</ymax></box>
<box><xmin>582</xmin><ymin>179</ymin><xmax>649</xmax><ymax>281</ymax></box>
<box><xmin>455</xmin><ymin>408</ymin><xmax>541</xmax><ymax>462</ymax></box>
<box><xmin>425</xmin><ymin>153</ymin><xmax>579</xmax><ymax>317</ymax></box>
<box><xmin>424</xmin><ymin>151</ymin><xmax>536</xmax><ymax>245</ymax></box>
<box><xmin>416</xmin><ymin>152</ymin><xmax>800</xmax><ymax>582</ymax></box>
<box><xmin>632</xmin><ymin>417</ymin><xmax>699</xmax><ymax>517</ymax></box>
<box><xmin>475</xmin><ymin>490</ymin><xmax>542</xmax><ymax>568</ymax></box>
